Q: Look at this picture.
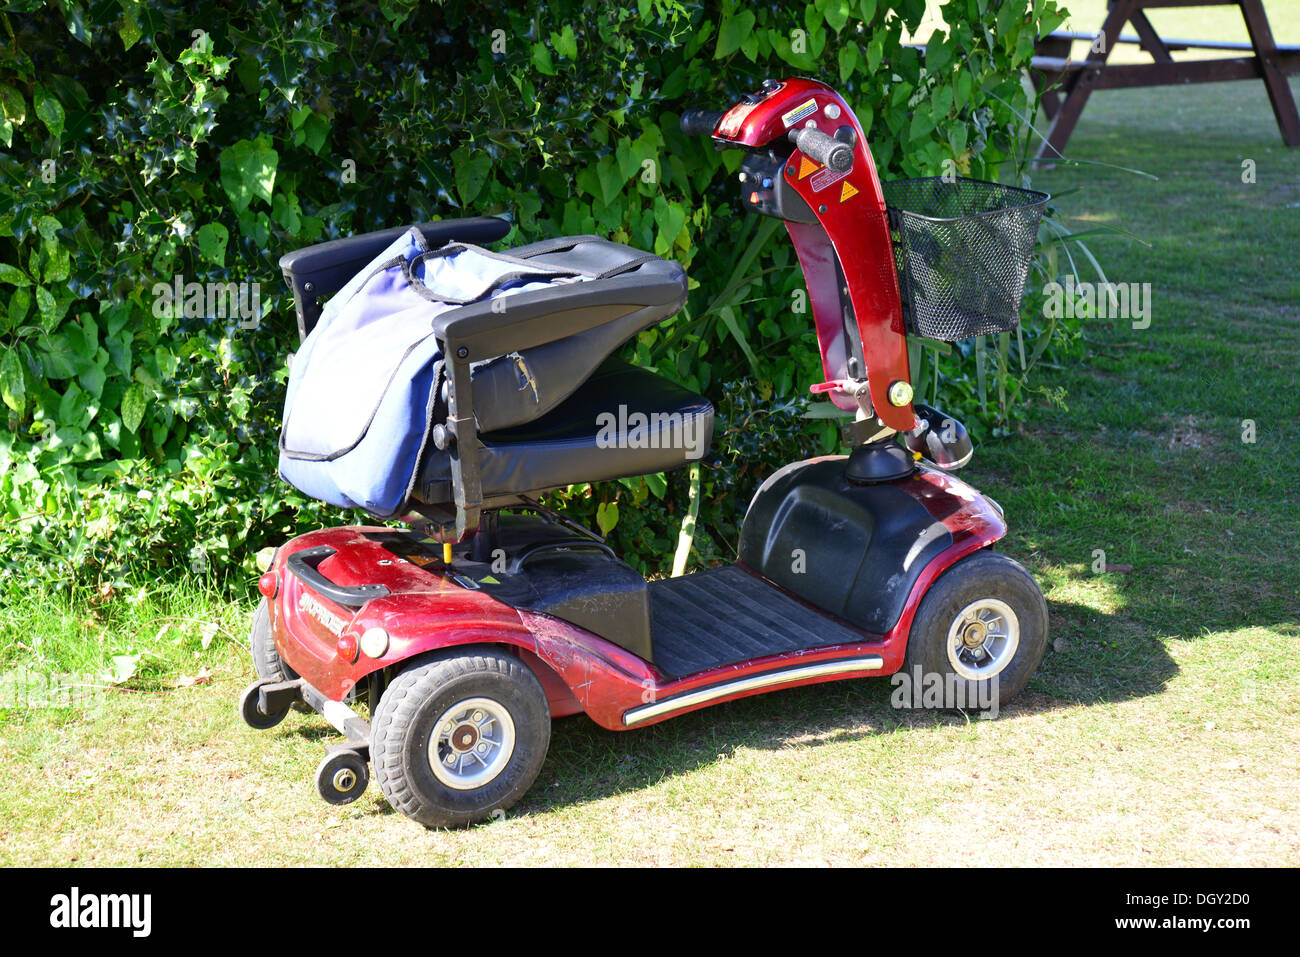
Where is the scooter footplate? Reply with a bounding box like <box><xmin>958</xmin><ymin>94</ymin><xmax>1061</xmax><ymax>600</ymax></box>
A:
<box><xmin>649</xmin><ymin>566</ymin><xmax>870</xmax><ymax>678</ymax></box>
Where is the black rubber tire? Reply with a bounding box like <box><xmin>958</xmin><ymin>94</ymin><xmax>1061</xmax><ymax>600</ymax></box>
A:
<box><xmin>315</xmin><ymin>749</ymin><xmax>370</xmax><ymax>805</ymax></box>
<box><xmin>902</xmin><ymin>550</ymin><xmax>1049</xmax><ymax>710</ymax></box>
<box><xmin>239</xmin><ymin>680</ymin><xmax>290</xmax><ymax>730</ymax></box>
<box><xmin>250</xmin><ymin>597</ymin><xmax>298</xmax><ymax>683</ymax></box>
<box><xmin>371</xmin><ymin>648</ymin><xmax>551</xmax><ymax>828</ymax></box>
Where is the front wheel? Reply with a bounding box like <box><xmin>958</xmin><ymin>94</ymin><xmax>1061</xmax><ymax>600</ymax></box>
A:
<box><xmin>902</xmin><ymin>550</ymin><xmax>1048</xmax><ymax>711</ymax></box>
<box><xmin>371</xmin><ymin>649</ymin><xmax>551</xmax><ymax>828</ymax></box>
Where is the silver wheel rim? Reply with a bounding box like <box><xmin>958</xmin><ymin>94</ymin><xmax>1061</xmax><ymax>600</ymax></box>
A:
<box><xmin>428</xmin><ymin>697</ymin><xmax>516</xmax><ymax>791</ymax></box>
<box><xmin>946</xmin><ymin>598</ymin><xmax>1020</xmax><ymax>680</ymax></box>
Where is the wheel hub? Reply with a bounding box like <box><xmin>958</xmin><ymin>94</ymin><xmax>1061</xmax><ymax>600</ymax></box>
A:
<box><xmin>332</xmin><ymin>767</ymin><xmax>357</xmax><ymax>792</ymax></box>
<box><xmin>946</xmin><ymin>598</ymin><xmax>1020</xmax><ymax>680</ymax></box>
<box><xmin>428</xmin><ymin>697</ymin><xmax>517</xmax><ymax>791</ymax></box>
<box><xmin>450</xmin><ymin>723</ymin><xmax>479</xmax><ymax>753</ymax></box>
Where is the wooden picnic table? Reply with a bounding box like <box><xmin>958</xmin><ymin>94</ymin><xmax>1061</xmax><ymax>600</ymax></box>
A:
<box><xmin>1031</xmin><ymin>0</ymin><xmax>1300</xmax><ymax>161</ymax></box>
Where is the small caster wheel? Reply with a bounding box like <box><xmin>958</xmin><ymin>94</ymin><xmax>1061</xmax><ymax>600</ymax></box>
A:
<box><xmin>239</xmin><ymin>680</ymin><xmax>290</xmax><ymax>730</ymax></box>
<box><xmin>316</xmin><ymin>749</ymin><xmax>370</xmax><ymax>805</ymax></box>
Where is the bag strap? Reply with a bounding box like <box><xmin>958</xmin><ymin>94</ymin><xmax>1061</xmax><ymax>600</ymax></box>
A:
<box><xmin>403</xmin><ymin>243</ymin><xmax>582</xmax><ymax>305</ymax></box>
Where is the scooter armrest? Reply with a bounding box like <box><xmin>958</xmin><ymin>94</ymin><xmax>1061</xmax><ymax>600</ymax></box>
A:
<box><xmin>436</xmin><ymin>274</ymin><xmax>686</xmax><ymax>362</ymax></box>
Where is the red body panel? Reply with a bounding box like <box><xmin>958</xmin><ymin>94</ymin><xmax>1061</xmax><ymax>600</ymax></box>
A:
<box><xmin>266</xmin><ymin>464</ymin><xmax>1005</xmax><ymax>731</ymax></box>
<box><xmin>715</xmin><ymin>78</ymin><xmax>914</xmax><ymax>431</ymax></box>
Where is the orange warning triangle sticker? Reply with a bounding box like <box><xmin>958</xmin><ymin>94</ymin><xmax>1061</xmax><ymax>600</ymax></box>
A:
<box><xmin>797</xmin><ymin>156</ymin><xmax>820</xmax><ymax>180</ymax></box>
<box><xmin>839</xmin><ymin>181</ymin><xmax>859</xmax><ymax>203</ymax></box>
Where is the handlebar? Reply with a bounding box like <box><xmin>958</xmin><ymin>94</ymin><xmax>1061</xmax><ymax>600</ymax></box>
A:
<box><xmin>680</xmin><ymin>109</ymin><xmax>726</xmax><ymax>136</ymax></box>
<box><xmin>788</xmin><ymin>127</ymin><xmax>854</xmax><ymax>172</ymax></box>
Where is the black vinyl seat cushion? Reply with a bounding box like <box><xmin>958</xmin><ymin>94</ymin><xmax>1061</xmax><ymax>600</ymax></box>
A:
<box><xmin>416</xmin><ymin>359</ymin><xmax>714</xmax><ymax>504</ymax></box>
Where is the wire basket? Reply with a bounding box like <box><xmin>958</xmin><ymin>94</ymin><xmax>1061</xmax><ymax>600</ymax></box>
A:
<box><xmin>882</xmin><ymin>177</ymin><xmax>1049</xmax><ymax>342</ymax></box>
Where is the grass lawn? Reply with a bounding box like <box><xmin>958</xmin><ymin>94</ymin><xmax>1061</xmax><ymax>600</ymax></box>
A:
<box><xmin>2</xmin><ymin>72</ymin><xmax>1298</xmax><ymax>865</ymax></box>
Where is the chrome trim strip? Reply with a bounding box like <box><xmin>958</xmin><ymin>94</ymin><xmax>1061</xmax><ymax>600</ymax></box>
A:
<box><xmin>622</xmin><ymin>656</ymin><xmax>884</xmax><ymax>727</ymax></box>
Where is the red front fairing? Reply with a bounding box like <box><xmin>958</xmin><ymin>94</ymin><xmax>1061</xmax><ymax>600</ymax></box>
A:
<box><xmin>265</xmin><ymin>465</ymin><xmax>1004</xmax><ymax>731</ymax></box>
<box><xmin>715</xmin><ymin>78</ymin><xmax>913</xmax><ymax>431</ymax></box>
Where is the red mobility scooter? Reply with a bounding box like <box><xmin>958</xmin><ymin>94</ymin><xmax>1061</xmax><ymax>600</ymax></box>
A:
<box><xmin>242</xmin><ymin>78</ymin><xmax>1051</xmax><ymax>827</ymax></box>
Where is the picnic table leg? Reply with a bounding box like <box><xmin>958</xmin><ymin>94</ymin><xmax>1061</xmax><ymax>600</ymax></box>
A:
<box><xmin>1239</xmin><ymin>0</ymin><xmax>1300</xmax><ymax>146</ymax></box>
<box><xmin>1129</xmin><ymin>10</ymin><xmax>1173</xmax><ymax>63</ymax></box>
<box><xmin>1036</xmin><ymin>0</ymin><xmax>1135</xmax><ymax>162</ymax></box>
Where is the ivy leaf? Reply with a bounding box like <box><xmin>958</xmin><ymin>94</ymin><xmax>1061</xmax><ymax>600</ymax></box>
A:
<box><xmin>551</xmin><ymin>24</ymin><xmax>578</xmax><ymax>59</ymax></box>
<box><xmin>652</xmin><ymin>195</ymin><xmax>687</xmax><ymax>256</ymax></box>
<box><xmin>715</xmin><ymin>10</ymin><xmax>755</xmax><ymax>59</ymax></box>
<box><xmin>219</xmin><ymin>136</ymin><xmax>278</xmax><ymax>212</ymax></box>
<box><xmin>595</xmin><ymin>500</ymin><xmax>619</xmax><ymax>536</ymax></box>
<box><xmin>33</xmin><ymin>84</ymin><xmax>65</xmax><ymax>141</ymax></box>
<box><xmin>838</xmin><ymin>44</ymin><xmax>860</xmax><ymax>83</ymax></box>
<box><xmin>121</xmin><ymin>382</ymin><xmax>147</xmax><ymax>432</ymax></box>
<box><xmin>824</xmin><ymin>0</ymin><xmax>852</xmax><ymax>32</ymax></box>
<box><xmin>453</xmin><ymin>148</ymin><xmax>492</xmax><ymax>206</ymax></box>
<box><xmin>530</xmin><ymin>42</ymin><xmax>556</xmax><ymax>76</ymax></box>
<box><xmin>196</xmin><ymin>223</ymin><xmax>229</xmax><ymax>266</ymax></box>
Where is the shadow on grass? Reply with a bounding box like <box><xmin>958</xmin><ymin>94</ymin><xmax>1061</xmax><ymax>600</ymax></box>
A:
<box><xmin>324</xmin><ymin>600</ymin><xmax>1178</xmax><ymax>827</ymax></box>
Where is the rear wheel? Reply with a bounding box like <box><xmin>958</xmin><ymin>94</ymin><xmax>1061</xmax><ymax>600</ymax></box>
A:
<box><xmin>250</xmin><ymin>597</ymin><xmax>298</xmax><ymax>683</ymax></box>
<box><xmin>371</xmin><ymin>649</ymin><xmax>551</xmax><ymax>828</ymax></box>
<box><xmin>902</xmin><ymin>550</ymin><xmax>1048</xmax><ymax>710</ymax></box>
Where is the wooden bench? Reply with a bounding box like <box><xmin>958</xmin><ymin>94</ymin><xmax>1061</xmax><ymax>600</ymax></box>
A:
<box><xmin>1030</xmin><ymin>0</ymin><xmax>1300</xmax><ymax>162</ymax></box>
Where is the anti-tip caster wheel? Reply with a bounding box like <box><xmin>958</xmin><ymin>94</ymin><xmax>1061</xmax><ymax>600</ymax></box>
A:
<box><xmin>315</xmin><ymin>748</ymin><xmax>370</xmax><ymax>805</ymax></box>
<box><xmin>239</xmin><ymin>680</ymin><xmax>291</xmax><ymax>730</ymax></box>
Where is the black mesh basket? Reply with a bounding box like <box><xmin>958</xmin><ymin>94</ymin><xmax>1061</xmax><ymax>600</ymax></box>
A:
<box><xmin>881</xmin><ymin>177</ymin><xmax>1049</xmax><ymax>342</ymax></box>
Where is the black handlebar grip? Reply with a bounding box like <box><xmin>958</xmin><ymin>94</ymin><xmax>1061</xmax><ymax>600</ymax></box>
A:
<box><xmin>680</xmin><ymin>109</ymin><xmax>726</xmax><ymax>136</ymax></box>
<box><xmin>788</xmin><ymin>127</ymin><xmax>854</xmax><ymax>172</ymax></box>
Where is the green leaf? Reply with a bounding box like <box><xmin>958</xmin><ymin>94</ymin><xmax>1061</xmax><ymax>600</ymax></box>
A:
<box><xmin>58</xmin><ymin>381</ymin><xmax>92</xmax><ymax>430</ymax></box>
<box><xmin>0</xmin><ymin>263</ymin><xmax>30</xmax><ymax>287</ymax></box>
<box><xmin>595</xmin><ymin>500</ymin><xmax>619</xmax><ymax>536</ymax></box>
<box><xmin>866</xmin><ymin>38</ymin><xmax>883</xmax><ymax>73</ymax></box>
<box><xmin>0</xmin><ymin>350</ymin><xmax>25</xmax><ymax>414</ymax></box>
<box><xmin>453</xmin><ymin>148</ymin><xmax>492</xmax><ymax>206</ymax></box>
<box><xmin>531</xmin><ymin>42</ymin><xmax>556</xmax><ymax>76</ymax></box>
<box><xmin>715</xmin><ymin>10</ymin><xmax>756</xmax><ymax>59</ymax></box>
<box><xmin>33</xmin><ymin>84</ymin><xmax>65</xmax><ymax>141</ymax></box>
<box><xmin>121</xmin><ymin>382</ymin><xmax>147</xmax><ymax>432</ymax></box>
<box><xmin>0</xmin><ymin>84</ymin><xmax>25</xmax><ymax>125</ymax></box>
<box><xmin>219</xmin><ymin>136</ymin><xmax>279</xmax><ymax>212</ymax></box>
<box><xmin>196</xmin><ymin>223</ymin><xmax>229</xmax><ymax>266</ymax></box>
<box><xmin>824</xmin><ymin>0</ymin><xmax>852</xmax><ymax>32</ymax></box>
<box><xmin>118</xmin><ymin>10</ymin><xmax>142</xmax><ymax>50</ymax></box>
<box><xmin>838</xmin><ymin>44</ymin><xmax>859</xmax><ymax>83</ymax></box>
<box><xmin>107</xmin><ymin>654</ymin><xmax>140</xmax><ymax>685</ymax></box>
<box><xmin>858</xmin><ymin>0</ymin><xmax>878</xmax><ymax>22</ymax></box>
<box><xmin>552</xmin><ymin>24</ymin><xmax>578</xmax><ymax>59</ymax></box>
<box><xmin>653</xmin><ymin>195</ymin><xmax>687</xmax><ymax>256</ymax></box>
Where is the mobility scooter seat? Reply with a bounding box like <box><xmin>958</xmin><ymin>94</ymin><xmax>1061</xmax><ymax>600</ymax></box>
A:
<box><xmin>415</xmin><ymin>356</ymin><xmax>714</xmax><ymax>505</ymax></box>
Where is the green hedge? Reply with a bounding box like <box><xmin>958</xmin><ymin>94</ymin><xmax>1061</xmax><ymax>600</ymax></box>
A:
<box><xmin>0</xmin><ymin>0</ymin><xmax>1069</xmax><ymax>592</ymax></box>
